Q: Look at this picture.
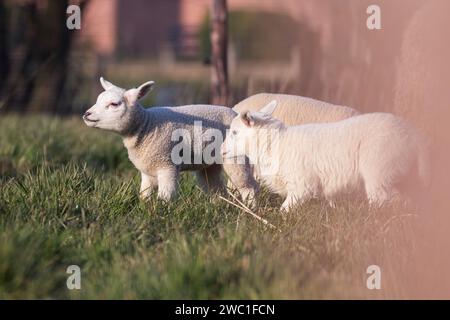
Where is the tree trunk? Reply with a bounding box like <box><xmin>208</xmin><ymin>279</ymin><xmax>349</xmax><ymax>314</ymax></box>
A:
<box><xmin>210</xmin><ymin>0</ymin><xmax>228</xmax><ymax>106</ymax></box>
<box><xmin>0</xmin><ymin>2</ymin><xmax>39</xmax><ymax>113</ymax></box>
<box><xmin>28</xmin><ymin>0</ymin><xmax>72</xmax><ymax>113</ymax></box>
<box><xmin>0</xmin><ymin>0</ymin><xmax>89</xmax><ymax>113</ymax></box>
<box><xmin>0</xmin><ymin>1</ymin><xmax>10</xmax><ymax>94</ymax></box>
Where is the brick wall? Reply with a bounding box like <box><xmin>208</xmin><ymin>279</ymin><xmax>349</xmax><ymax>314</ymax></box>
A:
<box><xmin>80</xmin><ymin>0</ymin><xmax>308</xmax><ymax>57</ymax></box>
<box><xmin>81</xmin><ymin>0</ymin><xmax>117</xmax><ymax>55</ymax></box>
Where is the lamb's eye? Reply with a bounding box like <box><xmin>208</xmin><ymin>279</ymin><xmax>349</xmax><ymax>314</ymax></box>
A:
<box><xmin>110</xmin><ymin>102</ymin><xmax>119</xmax><ymax>107</ymax></box>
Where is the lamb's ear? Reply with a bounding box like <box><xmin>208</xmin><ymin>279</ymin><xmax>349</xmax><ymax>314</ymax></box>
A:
<box><xmin>124</xmin><ymin>81</ymin><xmax>155</xmax><ymax>105</ymax></box>
<box><xmin>100</xmin><ymin>77</ymin><xmax>115</xmax><ymax>91</ymax></box>
<box><xmin>135</xmin><ymin>81</ymin><xmax>155</xmax><ymax>100</ymax></box>
<box><xmin>240</xmin><ymin>111</ymin><xmax>255</xmax><ymax>127</ymax></box>
<box><xmin>259</xmin><ymin>100</ymin><xmax>278</xmax><ymax>116</ymax></box>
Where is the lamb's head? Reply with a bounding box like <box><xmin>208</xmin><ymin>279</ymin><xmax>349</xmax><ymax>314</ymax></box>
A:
<box><xmin>83</xmin><ymin>77</ymin><xmax>154</xmax><ymax>134</ymax></box>
<box><xmin>221</xmin><ymin>100</ymin><xmax>281</xmax><ymax>160</ymax></box>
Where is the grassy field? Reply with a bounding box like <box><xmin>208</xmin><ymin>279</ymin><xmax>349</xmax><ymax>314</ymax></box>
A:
<box><xmin>0</xmin><ymin>115</ymin><xmax>419</xmax><ymax>299</ymax></box>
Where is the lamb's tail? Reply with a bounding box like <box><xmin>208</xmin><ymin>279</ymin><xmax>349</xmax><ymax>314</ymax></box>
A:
<box><xmin>416</xmin><ymin>135</ymin><xmax>432</xmax><ymax>188</ymax></box>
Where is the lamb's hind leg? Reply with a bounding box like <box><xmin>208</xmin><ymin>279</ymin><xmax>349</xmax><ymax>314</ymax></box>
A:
<box><xmin>363</xmin><ymin>173</ymin><xmax>399</xmax><ymax>207</ymax></box>
<box><xmin>195</xmin><ymin>165</ymin><xmax>226</xmax><ymax>194</ymax></box>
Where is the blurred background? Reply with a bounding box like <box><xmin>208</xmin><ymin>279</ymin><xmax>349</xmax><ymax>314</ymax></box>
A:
<box><xmin>0</xmin><ymin>0</ymin><xmax>432</xmax><ymax>112</ymax></box>
<box><xmin>1</xmin><ymin>0</ymin><xmax>450</xmax><ymax>298</ymax></box>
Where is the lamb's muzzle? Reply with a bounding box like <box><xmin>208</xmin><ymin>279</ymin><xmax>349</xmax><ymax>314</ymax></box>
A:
<box><xmin>83</xmin><ymin>111</ymin><xmax>98</xmax><ymax>123</ymax></box>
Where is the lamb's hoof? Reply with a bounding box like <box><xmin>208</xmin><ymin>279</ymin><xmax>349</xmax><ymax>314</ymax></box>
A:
<box><xmin>279</xmin><ymin>203</ymin><xmax>292</xmax><ymax>213</ymax></box>
<box><xmin>139</xmin><ymin>193</ymin><xmax>151</xmax><ymax>202</ymax></box>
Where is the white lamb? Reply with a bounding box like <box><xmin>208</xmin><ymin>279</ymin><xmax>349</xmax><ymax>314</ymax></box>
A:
<box><xmin>221</xmin><ymin>101</ymin><xmax>430</xmax><ymax>211</ymax></box>
<box><xmin>83</xmin><ymin>77</ymin><xmax>258</xmax><ymax>202</ymax></box>
<box><xmin>233</xmin><ymin>93</ymin><xmax>359</xmax><ymax>125</ymax></box>
<box><xmin>233</xmin><ymin>93</ymin><xmax>360</xmax><ymax>184</ymax></box>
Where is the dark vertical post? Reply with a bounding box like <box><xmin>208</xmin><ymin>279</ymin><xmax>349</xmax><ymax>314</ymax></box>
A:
<box><xmin>210</xmin><ymin>0</ymin><xmax>228</xmax><ymax>106</ymax></box>
<box><xmin>0</xmin><ymin>1</ymin><xmax>9</xmax><ymax>95</ymax></box>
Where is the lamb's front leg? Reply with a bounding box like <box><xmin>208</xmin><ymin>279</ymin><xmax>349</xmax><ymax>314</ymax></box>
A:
<box><xmin>139</xmin><ymin>172</ymin><xmax>158</xmax><ymax>200</ymax></box>
<box><xmin>157</xmin><ymin>167</ymin><xmax>179</xmax><ymax>201</ymax></box>
<box><xmin>280</xmin><ymin>191</ymin><xmax>309</xmax><ymax>212</ymax></box>
<box><xmin>280</xmin><ymin>194</ymin><xmax>298</xmax><ymax>212</ymax></box>
<box><xmin>222</xmin><ymin>162</ymin><xmax>259</xmax><ymax>208</ymax></box>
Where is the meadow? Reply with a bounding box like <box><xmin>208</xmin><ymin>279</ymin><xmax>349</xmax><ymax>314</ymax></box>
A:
<box><xmin>0</xmin><ymin>114</ymin><xmax>420</xmax><ymax>299</ymax></box>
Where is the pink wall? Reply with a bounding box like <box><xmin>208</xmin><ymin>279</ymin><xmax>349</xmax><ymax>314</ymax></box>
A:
<box><xmin>81</xmin><ymin>0</ymin><xmax>117</xmax><ymax>55</ymax></box>
<box><xmin>80</xmin><ymin>0</ymin><xmax>313</xmax><ymax>57</ymax></box>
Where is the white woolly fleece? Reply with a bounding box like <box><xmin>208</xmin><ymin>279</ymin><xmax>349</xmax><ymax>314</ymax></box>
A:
<box><xmin>233</xmin><ymin>93</ymin><xmax>359</xmax><ymax>125</ymax></box>
<box><xmin>225</xmin><ymin>110</ymin><xmax>430</xmax><ymax>210</ymax></box>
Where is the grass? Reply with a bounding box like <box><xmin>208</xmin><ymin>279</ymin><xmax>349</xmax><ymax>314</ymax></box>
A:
<box><xmin>0</xmin><ymin>114</ymin><xmax>420</xmax><ymax>299</ymax></box>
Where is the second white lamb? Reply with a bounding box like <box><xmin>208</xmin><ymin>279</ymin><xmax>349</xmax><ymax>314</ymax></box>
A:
<box><xmin>221</xmin><ymin>101</ymin><xmax>430</xmax><ymax>211</ymax></box>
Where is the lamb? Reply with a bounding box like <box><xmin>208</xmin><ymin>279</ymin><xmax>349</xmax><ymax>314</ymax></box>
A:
<box><xmin>233</xmin><ymin>93</ymin><xmax>359</xmax><ymax>125</ymax></box>
<box><xmin>232</xmin><ymin>93</ymin><xmax>360</xmax><ymax>183</ymax></box>
<box><xmin>221</xmin><ymin>101</ymin><xmax>430</xmax><ymax>211</ymax></box>
<box><xmin>83</xmin><ymin>77</ymin><xmax>258</xmax><ymax>202</ymax></box>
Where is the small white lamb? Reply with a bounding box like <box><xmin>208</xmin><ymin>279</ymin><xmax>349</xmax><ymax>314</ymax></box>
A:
<box><xmin>83</xmin><ymin>77</ymin><xmax>258</xmax><ymax>202</ymax></box>
<box><xmin>233</xmin><ymin>93</ymin><xmax>359</xmax><ymax>125</ymax></box>
<box><xmin>233</xmin><ymin>93</ymin><xmax>360</xmax><ymax>184</ymax></box>
<box><xmin>222</xmin><ymin>101</ymin><xmax>430</xmax><ymax>211</ymax></box>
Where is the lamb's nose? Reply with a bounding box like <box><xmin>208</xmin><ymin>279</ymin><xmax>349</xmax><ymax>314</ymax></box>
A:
<box><xmin>83</xmin><ymin>111</ymin><xmax>91</xmax><ymax>118</ymax></box>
